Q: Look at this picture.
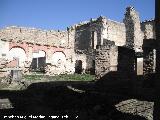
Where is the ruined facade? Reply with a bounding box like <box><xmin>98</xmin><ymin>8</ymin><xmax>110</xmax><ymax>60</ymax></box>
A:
<box><xmin>0</xmin><ymin>6</ymin><xmax>155</xmax><ymax>79</ymax></box>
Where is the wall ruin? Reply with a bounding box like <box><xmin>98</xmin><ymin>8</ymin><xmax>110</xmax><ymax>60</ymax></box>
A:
<box><xmin>0</xmin><ymin>6</ymin><xmax>155</xmax><ymax>78</ymax></box>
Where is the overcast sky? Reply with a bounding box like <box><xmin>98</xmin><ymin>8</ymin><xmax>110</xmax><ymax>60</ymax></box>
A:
<box><xmin>0</xmin><ymin>0</ymin><xmax>155</xmax><ymax>30</ymax></box>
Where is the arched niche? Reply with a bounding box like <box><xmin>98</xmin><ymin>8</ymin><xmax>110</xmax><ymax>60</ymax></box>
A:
<box><xmin>8</xmin><ymin>47</ymin><xmax>26</xmax><ymax>67</ymax></box>
<box><xmin>52</xmin><ymin>52</ymin><xmax>66</xmax><ymax>67</ymax></box>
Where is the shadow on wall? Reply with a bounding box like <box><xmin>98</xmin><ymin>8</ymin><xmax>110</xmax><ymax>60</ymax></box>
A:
<box><xmin>0</xmin><ymin>81</ymin><xmax>147</xmax><ymax>120</ymax></box>
<box><xmin>75</xmin><ymin>60</ymin><xmax>83</xmax><ymax>74</ymax></box>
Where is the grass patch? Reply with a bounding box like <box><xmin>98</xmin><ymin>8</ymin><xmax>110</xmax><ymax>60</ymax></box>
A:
<box><xmin>53</xmin><ymin>74</ymin><xmax>95</xmax><ymax>81</ymax></box>
<box><xmin>24</xmin><ymin>73</ymin><xmax>95</xmax><ymax>81</ymax></box>
<box><xmin>23</xmin><ymin>74</ymin><xmax>45</xmax><ymax>81</ymax></box>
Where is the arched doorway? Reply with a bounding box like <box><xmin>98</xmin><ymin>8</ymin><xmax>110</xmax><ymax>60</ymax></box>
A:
<box><xmin>52</xmin><ymin>52</ymin><xmax>66</xmax><ymax>66</ymax></box>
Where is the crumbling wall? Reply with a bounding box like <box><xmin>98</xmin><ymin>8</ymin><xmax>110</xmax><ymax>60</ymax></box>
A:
<box><xmin>143</xmin><ymin>39</ymin><xmax>156</xmax><ymax>75</ymax></box>
<box><xmin>95</xmin><ymin>44</ymin><xmax>135</xmax><ymax>79</ymax></box>
<box><xmin>141</xmin><ymin>20</ymin><xmax>155</xmax><ymax>39</ymax></box>
<box><xmin>0</xmin><ymin>26</ymin><xmax>70</xmax><ymax>48</ymax></box>
<box><xmin>102</xmin><ymin>19</ymin><xmax>126</xmax><ymax>46</ymax></box>
<box><xmin>143</xmin><ymin>49</ymin><xmax>155</xmax><ymax>75</ymax></box>
<box><xmin>75</xmin><ymin>17</ymin><xmax>103</xmax><ymax>51</ymax></box>
<box><xmin>74</xmin><ymin>17</ymin><xmax>104</xmax><ymax>74</ymax></box>
<box><xmin>63</xmin><ymin>48</ymin><xmax>76</xmax><ymax>74</ymax></box>
<box><xmin>95</xmin><ymin>40</ymin><xmax>116</xmax><ymax>79</ymax></box>
<box><xmin>0</xmin><ymin>26</ymin><xmax>76</xmax><ymax>75</ymax></box>
<box><xmin>75</xmin><ymin>26</ymin><xmax>91</xmax><ymax>50</ymax></box>
<box><xmin>0</xmin><ymin>6</ymin><xmax>156</xmax><ymax>77</ymax></box>
<box><xmin>44</xmin><ymin>28</ymin><xmax>76</xmax><ymax>75</ymax></box>
<box><xmin>123</xmin><ymin>6</ymin><xmax>143</xmax><ymax>52</ymax></box>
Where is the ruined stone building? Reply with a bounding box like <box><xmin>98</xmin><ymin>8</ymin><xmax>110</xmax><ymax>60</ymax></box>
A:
<box><xmin>0</xmin><ymin>6</ymin><xmax>155</xmax><ymax>79</ymax></box>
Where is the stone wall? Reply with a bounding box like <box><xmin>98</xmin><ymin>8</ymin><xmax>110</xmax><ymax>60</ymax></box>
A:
<box><xmin>143</xmin><ymin>39</ymin><xmax>156</xmax><ymax>75</ymax></box>
<box><xmin>102</xmin><ymin>19</ymin><xmax>126</xmax><ymax>46</ymax></box>
<box><xmin>143</xmin><ymin>48</ymin><xmax>155</xmax><ymax>75</ymax></box>
<box><xmin>123</xmin><ymin>6</ymin><xmax>143</xmax><ymax>52</ymax></box>
<box><xmin>74</xmin><ymin>17</ymin><xmax>104</xmax><ymax>73</ymax></box>
<box><xmin>0</xmin><ymin>58</ymin><xmax>8</xmax><ymax>77</ymax></box>
<box><xmin>95</xmin><ymin>43</ymin><xmax>135</xmax><ymax>79</ymax></box>
<box><xmin>0</xmin><ymin>26</ymin><xmax>73</xmax><ymax>48</ymax></box>
<box><xmin>74</xmin><ymin>17</ymin><xmax>103</xmax><ymax>51</ymax></box>
<box><xmin>95</xmin><ymin>40</ymin><xmax>116</xmax><ymax>79</ymax></box>
<box><xmin>0</xmin><ymin>6</ymin><xmax>156</xmax><ymax>77</ymax></box>
<box><xmin>141</xmin><ymin>20</ymin><xmax>155</xmax><ymax>39</ymax></box>
<box><xmin>0</xmin><ymin>26</ymin><xmax>76</xmax><ymax>76</ymax></box>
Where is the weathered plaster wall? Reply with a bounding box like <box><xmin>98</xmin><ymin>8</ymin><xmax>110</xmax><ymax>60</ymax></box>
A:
<box><xmin>102</xmin><ymin>19</ymin><xmax>126</xmax><ymax>46</ymax></box>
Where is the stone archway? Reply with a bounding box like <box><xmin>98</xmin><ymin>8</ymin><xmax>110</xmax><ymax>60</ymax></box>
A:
<box><xmin>51</xmin><ymin>52</ymin><xmax>66</xmax><ymax>74</ymax></box>
<box><xmin>8</xmin><ymin>47</ymin><xmax>26</xmax><ymax>67</ymax></box>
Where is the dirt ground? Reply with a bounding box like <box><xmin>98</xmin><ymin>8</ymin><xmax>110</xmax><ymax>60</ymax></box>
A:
<box><xmin>0</xmin><ymin>79</ymin><xmax>154</xmax><ymax>120</ymax></box>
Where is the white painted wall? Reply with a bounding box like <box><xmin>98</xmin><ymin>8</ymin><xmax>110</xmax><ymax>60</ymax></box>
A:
<box><xmin>8</xmin><ymin>47</ymin><xmax>26</xmax><ymax>67</ymax></box>
<box><xmin>32</xmin><ymin>50</ymin><xmax>46</xmax><ymax>58</ymax></box>
<box><xmin>137</xmin><ymin>58</ymin><xmax>143</xmax><ymax>75</ymax></box>
<box><xmin>52</xmin><ymin>52</ymin><xmax>66</xmax><ymax>66</ymax></box>
<box><xmin>51</xmin><ymin>52</ymin><xmax>66</xmax><ymax>74</ymax></box>
<box><xmin>0</xmin><ymin>40</ymin><xmax>9</xmax><ymax>58</ymax></box>
<box><xmin>102</xmin><ymin>20</ymin><xmax>126</xmax><ymax>46</ymax></box>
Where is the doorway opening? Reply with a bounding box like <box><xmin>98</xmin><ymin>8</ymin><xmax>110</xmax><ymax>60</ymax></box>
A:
<box><xmin>31</xmin><ymin>50</ymin><xmax>46</xmax><ymax>73</ymax></box>
<box><xmin>75</xmin><ymin>60</ymin><xmax>82</xmax><ymax>74</ymax></box>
